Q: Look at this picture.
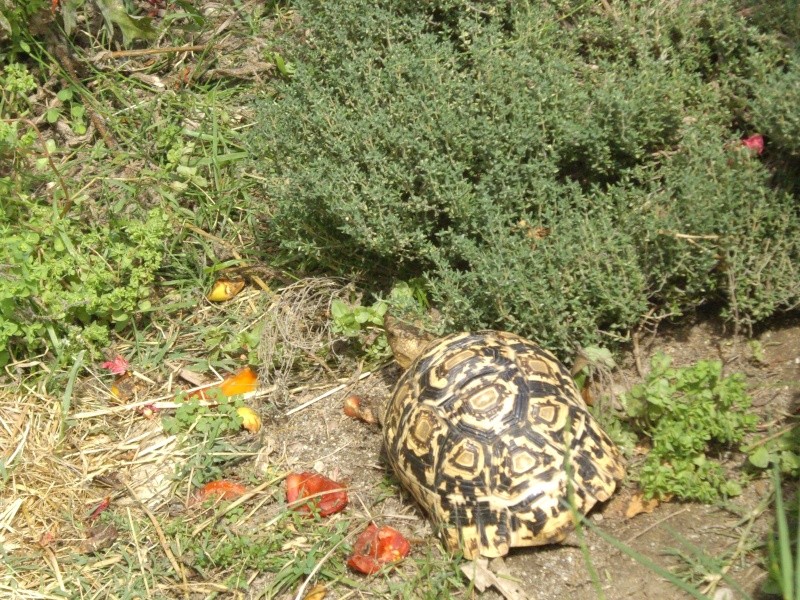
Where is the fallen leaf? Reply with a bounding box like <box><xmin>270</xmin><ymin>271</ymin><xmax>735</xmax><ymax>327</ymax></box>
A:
<box><xmin>38</xmin><ymin>530</ymin><xmax>57</xmax><ymax>548</ymax></box>
<box><xmin>302</xmin><ymin>583</ymin><xmax>327</xmax><ymax>600</ymax></box>
<box><xmin>460</xmin><ymin>558</ymin><xmax>528</xmax><ymax>600</ymax></box>
<box><xmin>514</xmin><ymin>219</ymin><xmax>550</xmax><ymax>243</ymax></box>
<box><xmin>109</xmin><ymin>370</ymin><xmax>152</xmax><ymax>402</ymax></box>
<box><xmin>488</xmin><ymin>557</ymin><xmax>529</xmax><ymax>599</ymax></box>
<box><xmin>110</xmin><ymin>371</ymin><xmax>134</xmax><ymax>399</ymax></box>
<box><xmin>625</xmin><ymin>492</ymin><xmax>660</xmax><ymax>519</ymax></box>
<box><xmin>347</xmin><ymin>523</ymin><xmax>410</xmax><ymax>574</ymax></box>
<box><xmin>102</xmin><ymin>355</ymin><xmax>129</xmax><ymax>375</ymax></box>
<box><xmin>95</xmin><ymin>0</ymin><xmax>157</xmax><ymax>46</ymax></box>
<box><xmin>237</xmin><ymin>406</ymin><xmax>262</xmax><ymax>432</ymax></box>
<box><xmin>196</xmin><ymin>480</ymin><xmax>247</xmax><ymax>502</ymax></box>
<box><xmin>286</xmin><ymin>472</ymin><xmax>348</xmax><ymax>517</ymax></box>
<box><xmin>281</xmin><ymin>536</ymin><xmax>309</xmax><ymax>551</ymax></box>
<box><xmin>207</xmin><ymin>277</ymin><xmax>245</xmax><ymax>302</ymax></box>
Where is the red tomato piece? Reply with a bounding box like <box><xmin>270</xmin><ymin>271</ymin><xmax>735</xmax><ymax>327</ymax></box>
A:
<box><xmin>197</xmin><ymin>480</ymin><xmax>247</xmax><ymax>501</ymax></box>
<box><xmin>285</xmin><ymin>472</ymin><xmax>348</xmax><ymax>517</ymax></box>
<box><xmin>347</xmin><ymin>553</ymin><xmax>383</xmax><ymax>575</ymax></box>
<box><xmin>88</xmin><ymin>496</ymin><xmax>111</xmax><ymax>520</ymax></box>
<box><xmin>347</xmin><ymin>523</ymin><xmax>411</xmax><ymax>574</ymax></box>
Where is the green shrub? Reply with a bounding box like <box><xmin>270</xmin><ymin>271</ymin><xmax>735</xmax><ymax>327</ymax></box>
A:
<box><xmin>249</xmin><ymin>0</ymin><xmax>800</xmax><ymax>354</ymax></box>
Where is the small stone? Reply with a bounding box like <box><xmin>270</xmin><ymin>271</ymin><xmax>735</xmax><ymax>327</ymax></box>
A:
<box><xmin>713</xmin><ymin>587</ymin><xmax>735</xmax><ymax>600</ymax></box>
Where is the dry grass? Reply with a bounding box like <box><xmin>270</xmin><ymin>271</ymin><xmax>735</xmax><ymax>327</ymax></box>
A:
<box><xmin>0</xmin><ymin>375</ymin><xmax>192</xmax><ymax>597</ymax></box>
<box><xmin>257</xmin><ymin>277</ymin><xmax>355</xmax><ymax>399</ymax></box>
<box><xmin>0</xmin><ymin>278</ymin><xmax>421</xmax><ymax>599</ymax></box>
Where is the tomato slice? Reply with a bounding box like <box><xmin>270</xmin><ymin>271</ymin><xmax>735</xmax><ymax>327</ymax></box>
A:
<box><xmin>347</xmin><ymin>523</ymin><xmax>411</xmax><ymax>574</ymax></box>
<box><xmin>285</xmin><ymin>472</ymin><xmax>348</xmax><ymax>517</ymax></box>
<box><xmin>197</xmin><ymin>480</ymin><xmax>247</xmax><ymax>502</ymax></box>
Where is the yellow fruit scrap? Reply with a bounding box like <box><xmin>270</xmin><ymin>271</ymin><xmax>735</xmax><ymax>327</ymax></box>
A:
<box><xmin>237</xmin><ymin>406</ymin><xmax>262</xmax><ymax>432</ymax></box>
<box><xmin>207</xmin><ymin>277</ymin><xmax>245</xmax><ymax>302</ymax></box>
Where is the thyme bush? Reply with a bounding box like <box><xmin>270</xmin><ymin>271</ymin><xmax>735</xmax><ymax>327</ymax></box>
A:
<box><xmin>250</xmin><ymin>0</ymin><xmax>800</xmax><ymax>353</ymax></box>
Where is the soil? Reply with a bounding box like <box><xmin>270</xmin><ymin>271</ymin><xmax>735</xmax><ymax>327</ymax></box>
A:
<box><xmin>267</xmin><ymin>315</ymin><xmax>800</xmax><ymax>600</ymax></box>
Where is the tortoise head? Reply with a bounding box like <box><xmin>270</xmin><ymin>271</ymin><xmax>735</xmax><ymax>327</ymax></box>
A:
<box><xmin>384</xmin><ymin>314</ymin><xmax>436</xmax><ymax>369</ymax></box>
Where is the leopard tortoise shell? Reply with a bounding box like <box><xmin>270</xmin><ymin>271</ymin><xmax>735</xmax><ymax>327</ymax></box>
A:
<box><xmin>382</xmin><ymin>316</ymin><xmax>625</xmax><ymax>560</ymax></box>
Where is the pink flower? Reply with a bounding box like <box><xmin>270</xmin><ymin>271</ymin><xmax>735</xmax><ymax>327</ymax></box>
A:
<box><xmin>741</xmin><ymin>134</ymin><xmax>764</xmax><ymax>155</ymax></box>
<box><xmin>101</xmin><ymin>356</ymin><xmax>129</xmax><ymax>375</ymax></box>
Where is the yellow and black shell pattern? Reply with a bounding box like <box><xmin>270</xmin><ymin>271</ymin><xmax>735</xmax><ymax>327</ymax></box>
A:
<box><xmin>383</xmin><ymin>330</ymin><xmax>625</xmax><ymax>559</ymax></box>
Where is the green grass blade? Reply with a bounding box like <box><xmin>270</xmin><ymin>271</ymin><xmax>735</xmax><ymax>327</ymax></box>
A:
<box><xmin>563</xmin><ymin>418</ymin><xmax>606</xmax><ymax>599</ymax></box>
<box><xmin>580</xmin><ymin>516</ymin><xmax>711</xmax><ymax>600</ymax></box>
<box><xmin>773</xmin><ymin>465</ymin><xmax>793</xmax><ymax>599</ymax></box>
<box><xmin>795</xmin><ymin>488</ymin><xmax>800</xmax><ymax>600</ymax></box>
<box><xmin>59</xmin><ymin>350</ymin><xmax>84</xmax><ymax>442</ymax></box>
<box><xmin>664</xmin><ymin>529</ymin><xmax>752</xmax><ymax>599</ymax></box>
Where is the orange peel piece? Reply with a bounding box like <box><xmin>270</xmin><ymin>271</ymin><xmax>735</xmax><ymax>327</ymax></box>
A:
<box><xmin>189</xmin><ymin>366</ymin><xmax>258</xmax><ymax>400</ymax></box>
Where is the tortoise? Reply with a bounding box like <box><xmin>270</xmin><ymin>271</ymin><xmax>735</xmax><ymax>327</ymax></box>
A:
<box><xmin>382</xmin><ymin>315</ymin><xmax>625</xmax><ymax>559</ymax></box>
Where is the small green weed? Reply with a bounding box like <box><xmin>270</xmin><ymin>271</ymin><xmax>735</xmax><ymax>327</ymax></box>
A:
<box><xmin>162</xmin><ymin>392</ymin><xmax>244</xmax><ymax>486</ymax></box>
<box><xmin>0</xmin><ymin>199</ymin><xmax>170</xmax><ymax>367</ymax></box>
<box><xmin>330</xmin><ymin>280</ymin><xmax>431</xmax><ymax>365</ymax></box>
<box><xmin>747</xmin><ymin>422</ymin><xmax>800</xmax><ymax>478</ymax></box>
<box><xmin>664</xmin><ymin>529</ymin><xmax>757</xmax><ymax>597</ymax></box>
<box><xmin>624</xmin><ymin>353</ymin><xmax>758</xmax><ymax>501</ymax></box>
<box><xmin>45</xmin><ymin>87</ymin><xmax>87</xmax><ymax>135</ymax></box>
<box><xmin>264</xmin><ymin>51</ymin><xmax>296</xmax><ymax>78</ymax></box>
<box><xmin>0</xmin><ymin>62</ymin><xmax>38</xmax><ymax>159</ymax></box>
<box><xmin>165</xmin><ymin>510</ymin><xmax>351</xmax><ymax>596</ymax></box>
<box><xmin>383</xmin><ymin>279</ymin><xmax>430</xmax><ymax>321</ymax></box>
<box><xmin>387</xmin><ymin>549</ymin><xmax>467</xmax><ymax>599</ymax></box>
<box><xmin>330</xmin><ymin>296</ymin><xmax>389</xmax><ymax>363</ymax></box>
<box><xmin>0</xmin><ymin>1</ymin><xmax>50</xmax><ymax>54</ymax></box>
<box><xmin>330</xmin><ymin>298</ymin><xmax>387</xmax><ymax>339</ymax></box>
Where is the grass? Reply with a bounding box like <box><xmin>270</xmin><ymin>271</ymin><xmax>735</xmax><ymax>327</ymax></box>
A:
<box><xmin>0</xmin><ymin>363</ymin><xmax>465</xmax><ymax>598</ymax></box>
<box><xmin>768</xmin><ymin>465</ymin><xmax>800</xmax><ymax>599</ymax></box>
<box><xmin>1</xmin><ymin>1</ymin><xmax>797</xmax><ymax>599</ymax></box>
